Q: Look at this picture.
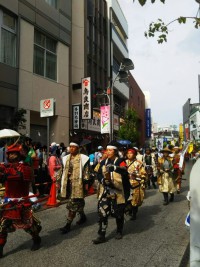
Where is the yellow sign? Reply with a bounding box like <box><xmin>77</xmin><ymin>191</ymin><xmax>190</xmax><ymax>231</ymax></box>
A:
<box><xmin>188</xmin><ymin>143</ymin><xmax>194</xmax><ymax>154</ymax></box>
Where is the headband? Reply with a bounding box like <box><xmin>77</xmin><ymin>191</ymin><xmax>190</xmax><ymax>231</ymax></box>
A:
<box><xmin>107</xmin><ymin>145</ymin><xmax>117</xmax><ymax>150</ymax></box>
<box><xmin>69</xmin><ymin>142</ymin><xmax>79</xmax><ymax>147</ymax></box>
<box><xmin>127</xmin><ymin>149</ymin><xmax>136</xmax><ymax>153</ymax></box>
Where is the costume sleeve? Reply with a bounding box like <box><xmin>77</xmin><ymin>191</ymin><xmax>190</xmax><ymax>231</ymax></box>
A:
<box><xmin>96</xmin><ymin>160</ymin><xmax>105</xmax><ymax>183</ymax></box>
<box><xmin>114</xmin><ymin>159</ymin><xmax>127</xmax><ymax>175</ymax></box>
<box><xmin>83</xmin><ymin>159</ymin><xmax>90</xmax><ymax>181</ymax></box>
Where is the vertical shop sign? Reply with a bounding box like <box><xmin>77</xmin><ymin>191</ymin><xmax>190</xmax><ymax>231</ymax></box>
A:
<box><xmin>145</xmin><ymin>108</ymin><xmax>151</xmax><ymax>138</ymax></box>
<box><xmin>81</xmin><ymin>77</ymin><xmax>92</xmax><ymax>119</ymax></box>
<box><xmin>72</xmin><ymin>105</ymin><xmax>80</xmax><ymax>129</ymax></box>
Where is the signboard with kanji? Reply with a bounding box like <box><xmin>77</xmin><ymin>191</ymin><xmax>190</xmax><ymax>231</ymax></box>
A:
<box><xmin>81</xmin><ymin>77</ymin><xmax>92</xmax><ymax>120</ymax></box>
<box><xmin>40</xmin><ymin>98</ymin><xmax>54</xmax><ymax>117</ymax></box>
<box><xmin>145</xmin><ymin>108</ymin><xmax>151</xmax><ymax>138</ymax></box>
<box><xmin>72</xmin><ymin>105</ymin><xmax>80</xmax><ymax>129</ymax></box>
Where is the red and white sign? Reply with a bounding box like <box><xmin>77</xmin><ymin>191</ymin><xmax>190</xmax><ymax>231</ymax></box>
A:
<box><xmin>40</xmin><ymin>98</ymin><xmax>54</xmax><ymax>117</ymax></box>
<box><xmin>81</xmin><ymin>77</ymin><xmax>92</xmax><ymax>120</ymax></box>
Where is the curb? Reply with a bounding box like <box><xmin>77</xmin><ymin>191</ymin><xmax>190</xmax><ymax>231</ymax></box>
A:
<box><xmin>179</xmin><ymin>242</ymin><xmax>190</xmax><ymax>267</ymax></box>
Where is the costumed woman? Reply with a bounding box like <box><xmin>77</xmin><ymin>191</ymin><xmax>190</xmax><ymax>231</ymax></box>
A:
<box><xmin>0</xmin><ymin>143</ymin><xmax>42</xmax><ymax>258</ymax></box>
<box><xmin>126</xmin><ymin>148</ymin><xmax>146</xmax><ymax>220</ymax></box>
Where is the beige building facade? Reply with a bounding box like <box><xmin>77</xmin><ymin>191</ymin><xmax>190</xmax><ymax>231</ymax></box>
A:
<box><xmin>0</xmin><ymin>0</ymin><xmax>72</xmax><ymax>145</ymax></box>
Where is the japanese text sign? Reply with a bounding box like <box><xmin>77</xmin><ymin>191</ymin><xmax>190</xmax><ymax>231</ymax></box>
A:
<box><xmin>82</xmin><ymin>77</ymin><xmax>92</xmax><ymax>120</ymax></box>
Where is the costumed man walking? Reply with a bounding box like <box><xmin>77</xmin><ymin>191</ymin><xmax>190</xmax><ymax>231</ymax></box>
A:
<box><xmin>93</xmin><ymin>142</ymin><xmax>129</xmax><ymax>244</ymax></box>
<box><xmin>126</xmin><ymin>148</ymin><xmax>146</xmax><ymax>220</ymax></box>
<box><xmin>143</xmin><ymin>147</ymin><xmax>157</xmax><ymax>189</ymax></box>
<box><xmin>172</xmin><ymin>146</ymin><xmax>185</xmax><ymax>194</ymax></box>
<box><xmin>0</xmin><ymin>143</ymin><xmax>42</xmax><ymax>258</ymax></box>
<box><xmin>60</xmin><ymin>139</ymin><xmax>90</xmax><ymax>234</ymax></box>
<box><xmin>157</xmin><ymin>147</ymin><xmax>176</xmax><ymax>205</ymax></box>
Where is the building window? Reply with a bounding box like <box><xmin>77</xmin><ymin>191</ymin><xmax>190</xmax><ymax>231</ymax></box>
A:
<box><xmin>0</xmin><ymin>10</ymin><xmax>16</xmax><ymax>67</ymax></box>
<box><xmin>33</xmin><ymin>30</ymin><xmax>57</xmax><ymax>81</ymax></box>
<box><xmin>45</xmin><ymin>0</ymin><xmax>58</xmax><ymax>9</ymax></box>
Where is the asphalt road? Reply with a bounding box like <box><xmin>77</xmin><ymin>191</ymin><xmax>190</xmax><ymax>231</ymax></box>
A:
<box><xmin>1</xmin><ymin>161</ymin><xmax>192</xmax><ymax>267</ymax></box>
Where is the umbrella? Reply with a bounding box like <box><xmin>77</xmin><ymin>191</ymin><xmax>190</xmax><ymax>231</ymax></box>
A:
<box><xmin>117</xmin><ymin>140</ymin><xmax>132</xmax><ymax>145</ymax></box>
<box><xmin>80</xmin><ymin>139</ymin><xmax>92</xmax><ymax>146</ymax></box>
<box><xmin>0</xmin><ymin>129</ymin><xmax>20</xmax><ymax>139</ymax></box>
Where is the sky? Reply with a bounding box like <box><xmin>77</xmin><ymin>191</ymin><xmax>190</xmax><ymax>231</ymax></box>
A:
<box><xmin>118</xmin><ymin>0</ymin><xmax>200</xmax><ymax>127</ymax></box>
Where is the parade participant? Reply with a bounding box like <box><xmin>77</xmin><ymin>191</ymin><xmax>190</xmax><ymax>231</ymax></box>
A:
<box><xmin>48</xmin><ymin>142</ymin><xmax>62</xmax><ymax>199</ymax></box>
<box><xmin>94</xmin><ymin>146</ymin><xmax>103</xmax><ymax>166</ymax></box>
<box><xmin>92</xmin><ymin>141</ymin><xmax>129</xmax><ymax>244</ymax></box>
<box><xmin>60</xmin><ymin>139</ymin><xmax>90</xmax><ymax>234</ymax></box>
<box><xmin>157</xmin><ymin>147</ymin><xmax>176</xmax><ymax>205</ymax></box>
<box><xmin>136</xmin><ymin>148</ymin><xmax>144</xmax><ymax>162</ymax></box>
<box><xmin>172</xmin><ymin>146</ymin><xmax>184</xmax><ymax>194</ymax></box>
<box><xmin>0</xmin><ymin>143</ymin><xmax>42</xmax><ymax>258</ymax></box>
<box><xmin>143</xmin><ymin>147</ymin><xmax>157</xmax><ymax>189</ymax></box>
<box><xmin>126</xmin><ymin>148</ymin><xmax>146</xmax><ymax>220</ymax></box>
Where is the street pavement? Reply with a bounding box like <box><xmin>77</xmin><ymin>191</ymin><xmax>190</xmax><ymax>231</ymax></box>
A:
<box><xmin>1</xmin><ymin>162</ymin><xmax>192</xmax><ymax>267</ymax></box>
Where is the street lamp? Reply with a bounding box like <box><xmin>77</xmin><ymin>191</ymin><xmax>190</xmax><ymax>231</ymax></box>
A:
<box><xmin>109</xmin><ymin>58</ymin><xmax>134</xmax><ymax>141</ymax></box>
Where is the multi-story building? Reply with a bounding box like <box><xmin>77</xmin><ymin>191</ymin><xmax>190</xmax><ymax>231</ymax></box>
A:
<box><xmin>183</xmin><ymin>98</ymin><xmax>200</xmax><ymax>141</ymax></box>
<box><xmin>189</xmin><ymin>105</ymin><xmax>200</xmax><ymax>142</ymax></box>
<box><xmin>128</xmin><ymin>73</ymin><xmax>145</xmax><ymax>146</ymax></box>
<box><xmin>107</xmin><ymin>0</ymin><xmax>130</xmax><ymax>140</ymax></box>
<box><xmin>0</xmin><ymin>0</ymin><xmax>71</xmax><ymax>145</ymax></box>
<box><xmin>0</xmin><ymin>0</ymin><xmax>145</xmax><ymax>148</ymax></box>
<box><xmin>71</xmin><ymin>0</ymin><xmax>131</xmax><ymax>147</ymax></box>
<box><xmin>71</xmin><ymin>0</ymin><xmax>108</xmax><ymax>148</ymax></box>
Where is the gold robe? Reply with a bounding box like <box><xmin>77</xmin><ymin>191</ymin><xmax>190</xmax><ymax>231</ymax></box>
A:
<box><xmin>60</xmin><ymin>153</ymin><xmax>89</xmax><ymax>198</ymax></box>
<box><xmin>126</xmin><ymin>159</ymin><xmax>146</xmax><ymax>206</ymax></box>
<box><xmin>157</xmin><ymin>157</ymin><xmax>176</xmax><ymax>193</ymax></box>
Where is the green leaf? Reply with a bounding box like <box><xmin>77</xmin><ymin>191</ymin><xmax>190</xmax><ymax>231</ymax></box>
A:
<box><xmin>178</xmin><ymin>17</ymin><xmax>187</xmax><ymax>24</ymax></box>
<box><xmin>138</xmin><ymin>0</ymin><xmax>147</xmax><ymax>6</ymax></box>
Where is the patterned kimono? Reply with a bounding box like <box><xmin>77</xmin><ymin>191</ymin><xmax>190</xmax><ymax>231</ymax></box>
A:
<box><xmin>60</xmin><ymin>153</ymin><xmax>89</xmax><ymax>213</ymax></box>
<box><xmin>126</xmin><ymin>159</ymin><xmax>146</xmax><ymax>207</ymax></box>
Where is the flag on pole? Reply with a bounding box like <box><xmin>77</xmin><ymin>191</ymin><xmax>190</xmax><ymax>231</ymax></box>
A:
<box><xmin>179</xmin><ymin>142</ymin><xmax>190</xmax><ymax>170</ymax></box>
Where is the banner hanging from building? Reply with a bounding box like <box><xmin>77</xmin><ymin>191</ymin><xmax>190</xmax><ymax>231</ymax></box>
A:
<box><xmin>100</xmin><ymin>105</ymin><xmax>110</xmax><ymax>134</ymax></box>
<box><xmin>81</xmin><ymin>77</ymin><xmax>92</xmax><ymax>120</ymax></box>
<box><xmin>145</xmin><ymin>108</ymin><xmax>151</xmax><ymax>138</ymax></box>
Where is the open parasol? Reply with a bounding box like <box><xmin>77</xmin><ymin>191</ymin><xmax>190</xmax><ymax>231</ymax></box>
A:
<box><xmin>117</xmin><ymin>140</ymin><xmax>132</xmax><ymax>145</ymax></box>
<box><xmin>0</xmin><ymin>129</ymin><xmax>20</xmax><ymax>138</ymax></box>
